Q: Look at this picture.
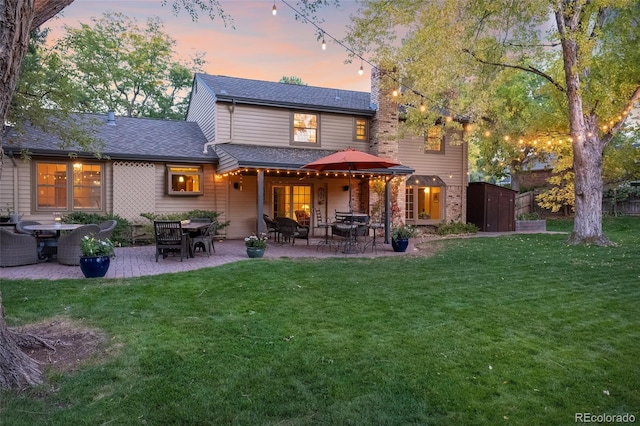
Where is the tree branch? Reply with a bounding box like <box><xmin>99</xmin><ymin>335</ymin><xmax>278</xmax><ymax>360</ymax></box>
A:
<box><xmin>601</xmin><ymin>85</ymin><xmax>640</xmax><ymax>146</ymax></box>
<box><xmin>462</xmin><ymin>48</ymin><xmax>566</xmax><ymax>93</ymax></box>
<box><xmin>32</xmin><ymin>0</ymin><xmax>75</xmax><ymax>31</ymax></box>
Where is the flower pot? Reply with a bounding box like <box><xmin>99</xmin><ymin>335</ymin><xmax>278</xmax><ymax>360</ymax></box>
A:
<box><xmin>79</xmin><ymin>255</ymin><xmax>111</xmax><ymax>278</ymax></box>
<box><xmin>391</xmin><ymin>238</ymin><xmax>409</xmax><ymax>252</ymax></box>
<box><xmin>246</xmin><ymin>247</ymin><xmax>265</xmax><ymax>258</ymax></box>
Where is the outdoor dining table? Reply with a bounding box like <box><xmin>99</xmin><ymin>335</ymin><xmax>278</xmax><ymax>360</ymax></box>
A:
<box><xmin>23</xmin><ymin>223</ymin><xmax>84</xmax><ymax>237</ymax></box>
<box><xmin>333</xmin><ymin>212</ymin><xmax>369</xmax><ymax>253</ymax></box>
<box><xmin>23</xmin><ymin>223</ymin><xmax>85</xmax><ymax>261</ymax></box>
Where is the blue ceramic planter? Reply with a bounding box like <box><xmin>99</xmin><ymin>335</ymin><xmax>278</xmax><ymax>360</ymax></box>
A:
<box><xmin>391</xmin><ymin>238</ymin><xmax>409</xmax><ymax>252</ymax></box>
<box><xmin>79</xmin><ymin>256</ymin><xmax>111</xmax><ymax>278</ymax></box>
<box><xmin>246</xmin><ymin>247</ymin><xmax>265</xmax><ymax>258</ymax></box>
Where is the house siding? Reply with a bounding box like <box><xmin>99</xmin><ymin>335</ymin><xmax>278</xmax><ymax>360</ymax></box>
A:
<box><xmin>186</xmin><ymin>77</ymin><xmax>217</xmax><ymax>142</ymax></box>
<box><xmin>215</xmin><ymin>103</ymin><xmax>368</xmax><ymax>149</ymax></box>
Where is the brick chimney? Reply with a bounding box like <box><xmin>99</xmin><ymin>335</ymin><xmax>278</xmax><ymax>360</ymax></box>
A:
<box><xmin>369</xmin><ymin>66</ymin><xmax>399</xmax><ymax>162</ymax></box>
<box><xmin>369</xmin><ymin>66</ymin><xmax>405</xmax><ymax>225</ymax></box>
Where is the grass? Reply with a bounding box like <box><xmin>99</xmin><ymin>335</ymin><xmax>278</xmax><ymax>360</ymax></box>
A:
<box><xmin>1</xmin><ymin>216</ymin><xmax>639</xmax><ymax>425</ymax></box>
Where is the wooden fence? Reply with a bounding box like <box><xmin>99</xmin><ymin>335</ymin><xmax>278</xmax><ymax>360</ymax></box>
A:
<box><xmin>515</xmin><ymin>192</ymin><xmax>534</xmax><ymax>218</ymax></box>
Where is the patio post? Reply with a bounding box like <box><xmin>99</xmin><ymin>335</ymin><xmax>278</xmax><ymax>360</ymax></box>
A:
<box><xmin>257</xmin><ymin>170</ymin><xmax>265</xmax><ymax>234</ymax></box>
<box><xmin>384</xmin><ymin>176</ymin><xmax>392</xmax><ymax>243</ymax></box>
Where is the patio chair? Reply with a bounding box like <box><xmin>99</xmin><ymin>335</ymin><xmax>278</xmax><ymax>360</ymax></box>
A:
<box><xmin>275</xmin><ymin>216</ymin><xmax>309</xmax><ymax>245</ymax></box>
<box><xmin>263</xmin><ymin>214</ymin><xmax>280</xmax><ymax>242</ymax></box>
<box><xmin>57</xmin><ymin>224</ymin><xmax>101</xmax><ymax>265</ymax></box>
<box><xmin>190</xmin><ymin>221</ymin><xmax>216</xmax><ymax>256</ymax></box>
<box><xmin>154</xmin><ymin>220</ymin><xmax>189</xmax><ymax>262</ymax></box>
<box><xmin>16</xmin><ymin>220</ymin><xmax>58</xmax><ymax>259</ymax></box>
<box><xmin>97</xmin><ymin>220</ymin><xmax>117</xmax><ymax>240</ymax></box>
<box><xmin>0</xmin><ymin>228</ymin><xmax>39</xmax><ymax>267</ymax></box>
<box><xmin>314</xmin><ymin>208</ymin><xmax>333</xmax><ymax>250</ymax></box>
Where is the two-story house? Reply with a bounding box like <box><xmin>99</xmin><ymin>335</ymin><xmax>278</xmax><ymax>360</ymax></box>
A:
<box><xmin>0</xmin><ymin>71</ymin><xmax>468</xmax><ymax>240</ymax></box>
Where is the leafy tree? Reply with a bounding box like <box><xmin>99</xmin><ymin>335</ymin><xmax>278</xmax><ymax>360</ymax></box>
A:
<box><xmin>0</xmin><ymin>0</ymin><xmax>228</xmax><ymax>392</ymax></box>
<box><xmin>279</xmin><ymin>76</ymin><xmax>307</xmax><ymax>85</ymax></box>
<box><xmin>57</xmin><ymin>11</ymin><xmax>205</xmax><ymax>119</ymax></box>
<box><xmin>344</xmin><ymin>0</ymin><xmax>640</xmax><ymax>246</ymax></box>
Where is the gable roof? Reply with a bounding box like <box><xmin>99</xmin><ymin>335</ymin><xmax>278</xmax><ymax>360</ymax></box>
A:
<box><xmin>195</xmin><ymin>74</ymin><xmax>375</xmax><ymax>116</ymax></box>
<box><xmin>3</xmin><ymin>113</ymin><xmax>217</xmax><ymax>163</ymax></box>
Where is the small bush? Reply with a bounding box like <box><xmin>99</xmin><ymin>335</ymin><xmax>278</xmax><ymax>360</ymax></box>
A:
<box><xmin>140</xmin><ymin>210</ymin><xmax>229</xmax><ymax>230</ymax></box>
<box><xmin>436</xmin><ymin>221</ymin><xmax>479</xmax><ymax>236</ymax></box>
<box><xmin>517</xmin><ymin>212</ymin><xmax>541</xmax><ymax>220</ymax></box>
<box><xmin>63</xmin><ymin>212</ymin><xmax>131</xmax><ymax>246</ymax></box>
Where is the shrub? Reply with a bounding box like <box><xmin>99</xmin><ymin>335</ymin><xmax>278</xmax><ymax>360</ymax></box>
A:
<box><xmin>517</xmin><ymin>212</ymin><xmax>541</xmax><ymax>220</ymax></box>
<box><xmin>140</xmin><ymin>210</ymin><xmax>229</xmax><ymax>231</ymax></box>
<box><xmin>436</xmin><ymin>221</ymin><xmax>479</xmax><ymax>236</ymax></box>
<box><xmin>63</xmin><ymin>212</ymin><xmax>131</xmax><ymax>246</ymax></box>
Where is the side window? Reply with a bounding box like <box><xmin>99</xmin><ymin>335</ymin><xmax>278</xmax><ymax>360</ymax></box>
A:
<box><xmin>354</xmin><ymin>118</ymin><xmax>367</xmax><ymax>141</ymax></box>
<box><xmin>425</xmin><ymin>125</ymin><xmax>445</xmax><ymax>153</ymax></box>
<box><xmin>292</xmin><ymin>112</ymin><xmax>318</xmax><ymax>144</ymax></box>
<box><xmin>167</xmin><ymin>165</ymin><xmax>203</xmax><ymax>195</ymax></box>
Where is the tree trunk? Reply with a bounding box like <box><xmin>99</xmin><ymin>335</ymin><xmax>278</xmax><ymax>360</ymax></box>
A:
<box><xmin>0</xmin><ymin>291</ymin><xmax>43</xmax><ymax>390</ymax></box>
<box><xmin>1</xmin><ymin>0</ymin><xmax>74</xmax><ymax>173</ymax></box>
<box><xmin>0</xmin><ymin>0</ymin><xmax>75</xmax><ymax>392</ymax></box>
<box><xmin>555</xmin><ymin>4</ymin><xmax>611</xmax><ymax>246</ymax></box>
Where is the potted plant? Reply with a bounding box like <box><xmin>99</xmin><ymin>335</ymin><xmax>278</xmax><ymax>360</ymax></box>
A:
<box><xmin>244</xmin><ymin>233</ymin><xmax>268</xmax><ymax>258</ymax></box>
<box><xmin>79</xmin><ymin>233</ymin><xmax>115</xmax><ymax>278</ymax></box>
<box><xmin>391</xmin><ymin>223</ymin><xmax>417</xmax><ymax>252</ymax></box>
<box><xmin>0</xmin><ymin>203</ymin><xmax>13</xmax><ymax>223</ymax></box>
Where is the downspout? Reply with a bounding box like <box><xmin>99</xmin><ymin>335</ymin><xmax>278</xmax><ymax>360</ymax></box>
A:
<box><xmin>202</xmin><ymin>99</ymin><xmax>236</xmax><ymax>153</ymax></box>
<box><xmin>8</xmin><ymin>151</ymin><xmax>19</xmax><ymax>218</ymax></box>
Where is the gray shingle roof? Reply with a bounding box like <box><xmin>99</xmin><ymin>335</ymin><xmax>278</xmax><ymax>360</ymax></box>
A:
<box><xmin>196</xmin><ymin>74</ymin><xmax>375</xmax><ymax>115</ymax></box>
<box><xmin>3</xmin><ymin>113</ymin><xmax>217</xmax><ymax>163</ymax></box>
<box><xmin>216</xmin><ymin>144</ymin><xmax>413</xmax><ymax>175</ymax></box>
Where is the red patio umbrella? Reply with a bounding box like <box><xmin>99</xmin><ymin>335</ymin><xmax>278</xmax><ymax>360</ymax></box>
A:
<box><xmin>302</xmin><ymin>148</ymin><xmax>399</xmax><ymax>212</ymax></box>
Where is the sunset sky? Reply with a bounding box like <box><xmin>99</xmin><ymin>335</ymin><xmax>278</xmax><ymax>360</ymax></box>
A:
<box><xmin>48</xmin><ymin>0</ymin><xmax>372</xmax><ymax>93</ymax></box>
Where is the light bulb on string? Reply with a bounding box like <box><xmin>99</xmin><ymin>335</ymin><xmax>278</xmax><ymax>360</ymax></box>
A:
<box><xmin>321</xmin><ymin>35</ymin><xmax>326</xmax><ymax>50</ymax></box>
<box><xmin>358</xmin><ymin>59</ymin><xmax>364</xmax><ymax>76</ymax></box>
<box><xmin>272</xmin><ymin>1</ymin><xmax>277</xmax><ymax>15</ymax></box>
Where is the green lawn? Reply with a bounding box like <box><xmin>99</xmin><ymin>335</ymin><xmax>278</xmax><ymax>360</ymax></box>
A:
<box><xmin>1</xmin><ymin>217</ymin><xmax>639</xmax><ymax>425</ymax></box>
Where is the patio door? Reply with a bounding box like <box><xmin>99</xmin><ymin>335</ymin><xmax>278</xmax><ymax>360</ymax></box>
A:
<box><xmin>272</xmin><ymin>185</ymin><xmax>311</xmax><ymax>220</ymax></box>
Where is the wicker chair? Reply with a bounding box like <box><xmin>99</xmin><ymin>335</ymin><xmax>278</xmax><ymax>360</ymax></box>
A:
<box><xmin>0</xmin><ymin>228</ymin><xmax>39</xmax><ymax>267</ymax></box>
<box><xmin>263</xmin><ymin>214</ymin><xmax>280</xmax><ymax>242</ymax></box>
<box><xmin>190</xmin><ymin>221</ymin><xmax>217</xmax><ymax>256</ymax></box>
<box><xmin>57</xmin><ymin>224</ymin><xmax>101</xmax><ymax>266</ymax></box>
<box><xmin>97</xmin><ymin>220</ymin><xmax>117</xmax><ymax>240</ymax></box>
<box><xmin>154</xmin><ymin>220</ymin><xmax>189</xmax><ymax>262</ymax></box>
<box><xmin>275</xmin><ymin>216</ymin><xmax>309</xmax><ymax>245</ymax></box>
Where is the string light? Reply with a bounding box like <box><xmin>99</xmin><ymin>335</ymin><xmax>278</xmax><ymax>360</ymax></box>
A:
<box><xmin>272</xmin><ymin>0</ymin><xmax>277</xmax><ymax>16</ymax></box>
<box><xmin>275</xmin><ymin>0</ymin><xmax>637</xmax><ymax>132</ymax></box>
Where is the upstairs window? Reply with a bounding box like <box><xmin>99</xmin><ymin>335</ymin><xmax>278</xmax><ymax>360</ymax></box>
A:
<box><xmin>292</xmin><ymin>113</ymin><xmax>318</xmax><ymax>144</ymax></box>
<box><xmin>425</xmin><ymin>125</ymin><xmax>445</xmax><ymax>153</ymax></box>
<box><xmin>354</xmin><ymin>118</ymin><xmax>367</xmax><ymax>141</ymax></box>
<box><xmin>167</xmin><ymin>165</ymin><xmax>203</xmax><ymax>195</ymax></box>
